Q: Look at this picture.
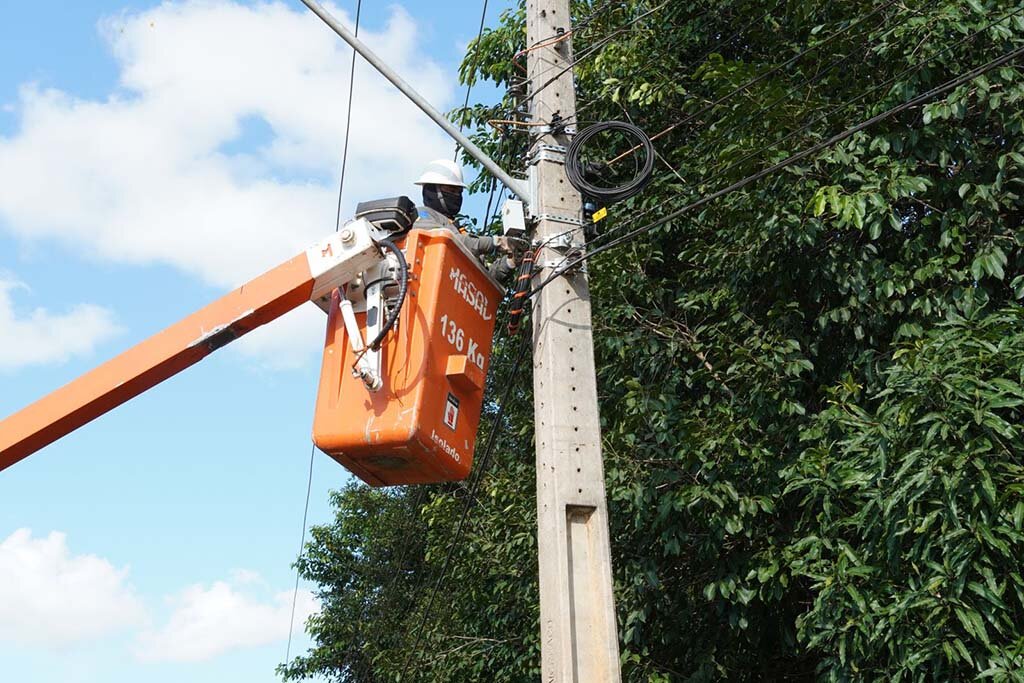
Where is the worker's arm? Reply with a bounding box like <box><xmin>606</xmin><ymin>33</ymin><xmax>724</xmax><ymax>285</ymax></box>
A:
<box><xmin>0</xmin><ymin>221</ymin><xmax>383</xmax><ymax>472</ymax></box>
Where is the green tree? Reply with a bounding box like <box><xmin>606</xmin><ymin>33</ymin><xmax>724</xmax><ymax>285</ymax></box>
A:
<box><xmin>282</xmin><ymin>1</ymin><xmax>1024</xmax><ymax>680</ymax></box>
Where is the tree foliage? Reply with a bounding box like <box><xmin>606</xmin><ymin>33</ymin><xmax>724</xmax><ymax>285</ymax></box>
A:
<box><xmin>283</xmin><ymin>1</ymin><xmax>1024</xmax><ymax>680</ymax></box>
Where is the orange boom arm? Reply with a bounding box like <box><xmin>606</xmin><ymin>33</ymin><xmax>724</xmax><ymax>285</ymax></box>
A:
<box><xmin>0</xmin><ymin>221</ymin><xmax>384</xmax><ymax>472</ymax></box>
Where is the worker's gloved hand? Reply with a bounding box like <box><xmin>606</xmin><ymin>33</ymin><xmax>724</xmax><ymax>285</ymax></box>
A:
<box><xmin>489</xmin><ymin>255</ymin><xmax>517</xmax><ymax>282</ymax></box>
<box><xmin>493</xmin><ymin>236</ymin><xmax>516</xmax><ymax>256</ymax></box>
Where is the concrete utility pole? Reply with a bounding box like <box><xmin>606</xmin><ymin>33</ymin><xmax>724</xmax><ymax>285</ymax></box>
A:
<box><xmin>526</xmin><ymin>1</ymin><xmax>622</xmax><ymax>681</ymax></box>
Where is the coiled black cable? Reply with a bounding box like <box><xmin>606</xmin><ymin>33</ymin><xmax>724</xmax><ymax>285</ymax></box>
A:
<box><xmin>368</xmin><ymin>238</ymin><xmax>408</xmax><ymax>350</ymax></box>
<box><xmin>565</xmin><ymin>120</ymin><xmax>654</xmax><ymax>204</ymax></box>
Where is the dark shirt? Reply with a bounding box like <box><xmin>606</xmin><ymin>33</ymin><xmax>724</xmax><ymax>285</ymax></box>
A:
<box><xmin>414</xmin><ymin>206</ymin><xmax>498</xmax><ymax>258</ymax></box>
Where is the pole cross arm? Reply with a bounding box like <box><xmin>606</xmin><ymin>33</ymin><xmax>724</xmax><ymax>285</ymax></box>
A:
<box><xmin>0</xmin><ymin>220</ymin><xmax>384</xmax><ymax>472</ymax></box>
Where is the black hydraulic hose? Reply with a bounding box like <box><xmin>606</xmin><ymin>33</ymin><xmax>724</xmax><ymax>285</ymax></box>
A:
<box><xmin>368</xmin><ymin>238</ymin><xmax>408</xmax><ymax>350</ymax></box>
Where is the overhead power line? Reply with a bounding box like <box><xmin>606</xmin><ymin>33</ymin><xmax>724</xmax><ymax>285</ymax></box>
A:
<box><xmin>531</xmin><ymin>42</ymin><xmax>1024</xmax><ymax>296</ymax></box>
<box><xmin>642</xmin><ymin>0</ymin><xmax>899</xmax><ymax>146</ymax></box>
<box><xmin>284</xmin><ymin>445</ymin><xmax>317</xmax><ymax>666</ymax></box>
<box><xmin>333</xmin><ymin>0</ymin><xmax>363</xmax><ymax>231</ymax></box>
<box><xmin>517</xmin><ymin>1</ymin><xmax>670</xmax><ymax>111</ymax></box>
<box><xmin>397</xmin><ymin>332</ymin><xmax>532</xmax><ymax>680</ymax></box>
<box><xmin>285</xmin><ymin>0</ymin><xmax>362</xmax><ymax>669</ymax></box>
<box><xmin>537</xmin><ymin>3</ymin><xmax>1024</xmax><ymax>280</ymax></box>
<box><xmin>572</xmin><ymin>0</ymin><xmax>789</xmax><ymax>124</ymax></box>
<box><xmin>603</xmin><ymin>0</ymin><xmax>1024</xmax><ymax>241</ymax></box>
<box><xmin>605</xmin><ymin>0</ymin><xmax>900</xmax><ymax>166</ymax></box>
<box><xmin>454</xmin><ymin>0</ymin><xmax>490</xmax><ymax>161</ymax></box>
<box><xmin>704</xmin><ymin>3</ymin><xmax>1024</xmax><ymax>182</ymax></box>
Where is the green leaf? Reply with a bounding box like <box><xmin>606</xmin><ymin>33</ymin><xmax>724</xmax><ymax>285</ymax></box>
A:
<box><xmin>813</xmin><ymin>191</ymin><xmax>827</xmax><ymax>217</ymax></box>
<box><xmin>1012</xmin><ymin>275</ymin><xmax>1024</xmax><ymax>299</ymax></box>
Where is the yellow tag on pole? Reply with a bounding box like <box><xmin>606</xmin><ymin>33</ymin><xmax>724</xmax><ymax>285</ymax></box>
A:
<box><xmin>592</xmin><ymin>207</ymin><xmax>608</xmax><ymax>223</ymax></box>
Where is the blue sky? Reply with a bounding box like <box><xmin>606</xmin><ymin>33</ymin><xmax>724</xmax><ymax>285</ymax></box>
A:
<box><xmin>0</xmin><ymin>1</ymin><xmax>511</xmax><ymax>680</ymax></box>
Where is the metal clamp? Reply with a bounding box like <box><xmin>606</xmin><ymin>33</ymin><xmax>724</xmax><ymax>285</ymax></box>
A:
<box><xmin>535</xmin><ymin>213</ymin><xmax>585</xmax><ymax>227</ymax></box>
<box><xmin>537</xmin><ymin>232</ymin><xmax>575</xmax><ymax>251</ymax></box>
<box><xmin>541</xmin><ymin>247</ymin><xmax>588</xmax><ymax>276</ymax></box>
<box><xmin>528</xmin><ymin>144</ymin><xmax>568</xmax><ymax>166</ymax></box>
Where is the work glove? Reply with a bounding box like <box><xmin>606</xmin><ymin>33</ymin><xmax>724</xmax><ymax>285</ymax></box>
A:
<box><xmin>493</xmin><ymin>236</ymin><xmax>515</xmax><ymax>255</ymax></box>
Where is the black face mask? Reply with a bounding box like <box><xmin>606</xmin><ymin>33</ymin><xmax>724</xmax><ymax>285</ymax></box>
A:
<box><xmin>423</xmin><ymin>185</ymin><xmax>463</xmax><ymax>219</ymax></box>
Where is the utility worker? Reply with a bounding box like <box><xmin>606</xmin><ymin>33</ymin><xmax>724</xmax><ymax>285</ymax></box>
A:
<box><xmin>413</xmin><ymin>159</ymin><xmax>515</xmax><ymax>279</ymax></box>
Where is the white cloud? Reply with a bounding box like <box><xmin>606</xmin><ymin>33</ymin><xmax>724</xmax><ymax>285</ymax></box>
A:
<box><xmin>0</xmin><ymin>529</ymin><xmax>317</xmax><ymax>660</ymax></box>
<box><xmin>233</xmin><ymin>301</ymin><xmax>327</xmax><ymax>369</ymax></box>
<box><xmin>0</xmin><ymin>275</ymin><xmax>122</xmax><ymax>372</ymax></box>
<box><xmin>0</xmin><ymin>529</ymin><xmax>146</xmax><ymax>647</ymax></box>
<box><xmin>229</xmin><ymin>567</ymin><xmax>266</xmax><ymax>586</ymax></box>
<box><xmin>136</xmin><ymin>577</ymin><xmax>318</xmax><ymax>662</ymax></box>
<box><xmin>0</xmin><ymin>1</ymin><xmax>456</xmax><ymax>365</ymax></box>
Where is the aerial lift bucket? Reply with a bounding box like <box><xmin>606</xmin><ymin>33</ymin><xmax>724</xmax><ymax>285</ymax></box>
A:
<box><xmin>312</xmin><ymin>227</ymin><xmax>503</xmax><ymax>486</ymax></box>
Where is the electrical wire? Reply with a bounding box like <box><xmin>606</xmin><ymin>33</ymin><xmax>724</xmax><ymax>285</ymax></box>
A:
<box><xmin>285</xmin><ymin>2</ymin><xmax>361</xmax><ymax>668</ymax></box>
<box><xmin>597</xmin><ymin>1</ymin><xmax>1022</xmax><ymax>230</ymax></box>
<box><xmin>511</xmin><ymin>0</ymin><xmax>633</xmax><ymax>84</ymax></box>
<box><xmin>284</xmin><ymin>445</ymin><xmax>316</xmax><ymax>666</ymax></box>
<box><xmin>616</xmin><ymin>103</ymin><xmax>687</xmax><ymax>184</ymax></box>
<box><xmin>664</xmin><ymin>0</ymin><xmax>914</xmax><ymax>169</ymax></box>
<box><xmin>454</xmin><ymin>0</ymin><xmax>490</xmax><ymax>161</ymax></box>
<box><xmin>530</xmin><ymin>42</ymin><xmax>1024</xmax><ymax>297</ymax></box>
<box><xmin>704</xmin><ymin>3</ymin><xmax>1024</xmax><ymax>181</ymax></box>
<box><xmin>333</xmin><ymin>0</ymin><xmax>363</xmax><ymax>232</ymax></box>
<box><xmin>641</xmin><ymin>0</ymin><xmax>900</xmax><ymax>145</ymax></box>
<box><xmin>506</xmin><ymin>247</ymin><xmax>538</xmax><ymax>334</ymax></box>
<box><xmin>467</xmin><ymin>0</ymin><xmax>636</xmax><ymax>140</ymax></box>
<box><xmin>397</xmin><ymin>332</ymin><xmax>532</xmax><ymax>681</ymax></box>
<box><xmin>517</xmin><ymin>1</ymin><xmax>671</xmax><ymax>111</ymax></box>
<box><xmin>537</xmin><ymin>2</ymin><xmax>1024</xmax><ymax>266</ymax></box>
<box><xmin>599</xmin><ymin>0</ymin><xmax>909</xmax><ymax>169</ymax></box>
<box><xmin>495</xmin><ymin>1</ymin><xmax>856</xmax><ymax>258</ymax></box>
<box><xmin>570</xmin><ymin>0</ymin><xmax>788</xmax><ymax>124</ymax></box>
<box><xmin>487</xmin><ymin>117</ymin><xmax>552</xmax><ymax>132</ymax></box>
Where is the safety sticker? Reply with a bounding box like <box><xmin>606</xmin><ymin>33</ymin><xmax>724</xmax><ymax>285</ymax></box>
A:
<box><xmin>444</xmin><ymin>393</ymin><xmax>460</xmax><ymax>431</ymax></box>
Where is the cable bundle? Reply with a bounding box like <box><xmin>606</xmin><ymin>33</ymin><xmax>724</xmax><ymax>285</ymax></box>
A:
<box><xmin>566</xmin><ymin>120</ymin><xmax>654</xmax><ymax>204</ymax></box>
<box><xmin>507</xmin><ymin>247</ymin><xmax>537</xmax><ymax>335</ymax></box>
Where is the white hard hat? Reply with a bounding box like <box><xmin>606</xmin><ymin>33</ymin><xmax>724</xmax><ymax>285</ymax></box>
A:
<box><xmin>414</xmin><ymin>159</ymin><xmax>467</xmax><ymax>188</ymax></box>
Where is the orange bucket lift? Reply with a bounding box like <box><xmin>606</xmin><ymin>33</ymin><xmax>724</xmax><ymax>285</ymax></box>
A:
<box><xmin>313</xmin><ymin>223</ymin><xmax>503</xmax><ymax>486</ymax></box>
<box><xmin>0</xmin><ymin>197</ymin><xmax>505</xmax><ymax>486</ymax></box>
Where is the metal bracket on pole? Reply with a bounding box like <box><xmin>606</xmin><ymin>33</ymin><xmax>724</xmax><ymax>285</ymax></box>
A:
<box><xmin>541</xmin><ymin>250</ymin><xmax>587</xmax><ymax>275</ymax></box>
<box><xmin>534</xmin><ymin>213</ymin><xmax>585</xmax><ymax>227</ymax></box>
<box><xmin>298</xmin><ymin>0</ymin><xmax>531</xmax><ymax>205</ymax></box>
<box><xmin>537</xmin><ymin>233</ymin><xmax>587</xmax><ymax>274</ymax></box>
<box><xmin>528</xmin><ymin>144</ymin><xmax>568</xmax><ymax>166</ymax></box>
